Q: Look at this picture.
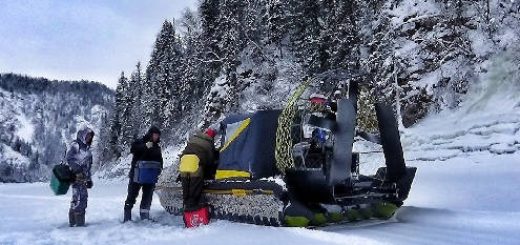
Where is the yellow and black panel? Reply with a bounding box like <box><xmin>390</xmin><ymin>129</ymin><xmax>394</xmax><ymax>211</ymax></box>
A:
<box><xmin>215</xmin><ymin>169</ymin><xmax>251</xmax><ymax>180</ymax></box>
<box><xmin>217</xmin><ymin>110</ymin><xmax>281</xmax><ymax>180</ymax></box>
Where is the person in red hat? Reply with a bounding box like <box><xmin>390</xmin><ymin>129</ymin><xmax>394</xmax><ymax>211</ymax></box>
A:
<box><xmin>178</xmin><ymin>123</ymin><xmax>220</xmax><ymax>228</ymax></box>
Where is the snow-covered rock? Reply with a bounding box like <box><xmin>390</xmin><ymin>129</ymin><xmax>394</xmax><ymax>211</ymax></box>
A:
<box><xmin>0</xmin><ymin>74</ymin><xmax>114</xmax><ymax>182</ymax></box>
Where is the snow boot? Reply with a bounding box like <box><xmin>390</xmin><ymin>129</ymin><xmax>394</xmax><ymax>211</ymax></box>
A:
<box><xmin>140</xmin><ymin>209</ymin><xmax>150</xmax><ymax>220</ymax></box>
<box><xmin>123</xmin><ymin>205</ymin><xmax>132</xmax><ymax>222</ymax></box>
<box><xmin>68</xmin><ymin>210</ymin><xmax>76</xmax><ymax>227</ymax></box>
<box><xmin>75</xmin><ymin>212</ymin><xmax>85</xmax><ymax>227</ymax></box>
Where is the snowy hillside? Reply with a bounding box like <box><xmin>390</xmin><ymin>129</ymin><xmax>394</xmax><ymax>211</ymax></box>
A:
<box><xmin>1</xmin><ymin>50</ymin><xmax>519</xmax><ymax>244</ymax></box>
<box><xmin>403</xmin><ymin>49</ymin><xmax>520</xmax><ymax>160</ymax></box>
<box><xmin>0</xmin><ymin>74</ymin><xmax>114</xmax><ymax>182</ymax></box>
<box><xmin>95</xmin><ymin>1</ymin><xmax>520</xmax><ymax>181</ymax></box>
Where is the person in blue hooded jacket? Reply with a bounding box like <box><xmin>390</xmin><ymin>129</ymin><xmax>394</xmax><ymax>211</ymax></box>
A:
<box><xmin>66</xmin><ymin>126</ymin><xmax>95</xmax><ymax>227</ymax></box>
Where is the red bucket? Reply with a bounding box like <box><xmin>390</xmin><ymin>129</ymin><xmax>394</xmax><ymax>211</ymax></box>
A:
<box><xmin>183</xmin><ymin>207</ymin><xmax>210</xmax><ymax>228</ymax></box>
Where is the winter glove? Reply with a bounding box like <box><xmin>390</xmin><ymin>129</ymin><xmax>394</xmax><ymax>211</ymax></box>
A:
<box><xmin>146</xmin><ymin>141</ymin><xmax>154</xmax><ymax>149</ymax></box>
<box><xmin>86</xmin><ymin>180</ymin><xmax>93</xmax><ymax>189</ymax></box>
<box><xmin>75</xmin><ymin>173</ymin><xmax>85</xmax><ymax>182</ymax></box>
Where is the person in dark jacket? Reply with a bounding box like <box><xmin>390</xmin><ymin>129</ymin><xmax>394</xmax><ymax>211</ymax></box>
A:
<box><xmin>123</xmin><ymin>126</ymin><xmax>164</xmax><ymax>222</ymax></box>
<box><xmin>179</xmin><ymin>124</ymin><xmax>219</xmax><ymax>227</ymax></box>
<box><xmin>66</xmin><ymin>126</ymin><xmax>95</xmax><ymax>227</ymax></box>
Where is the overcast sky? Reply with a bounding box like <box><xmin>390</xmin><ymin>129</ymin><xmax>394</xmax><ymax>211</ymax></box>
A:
<box><xmin>0</xmin><ymin>0</ymin><xmax>197</xmax><ymax>89</ymax></box>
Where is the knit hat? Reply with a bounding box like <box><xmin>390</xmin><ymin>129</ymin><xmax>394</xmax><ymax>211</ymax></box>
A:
<box><xmin>205</xmin><ymin>128</ymin><xmax>217</xmax><ymax>138</ymax></box>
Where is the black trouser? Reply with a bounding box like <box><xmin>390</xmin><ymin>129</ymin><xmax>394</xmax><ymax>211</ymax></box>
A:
<box><xmin>125</xmin><ymin>180</ymin><xmax>155</xmax><ymax>212</ymax></box>
<box><xmin>182</xmin><ymin>175</ymin><xmax>205</xmax><ymax>212</ymax></box>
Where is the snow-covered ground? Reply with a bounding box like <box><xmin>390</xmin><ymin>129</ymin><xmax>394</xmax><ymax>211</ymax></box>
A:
<box><xmin>1</xmin><ymin>150</ymin><xmax>519</xmax><ymax>245</ymax></box>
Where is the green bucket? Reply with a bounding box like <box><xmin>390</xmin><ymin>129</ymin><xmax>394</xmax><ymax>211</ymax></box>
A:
<box><xmin>50</xmin><ymin>172</ymin><xmax>70</xmax><ymax>195</ymax></box>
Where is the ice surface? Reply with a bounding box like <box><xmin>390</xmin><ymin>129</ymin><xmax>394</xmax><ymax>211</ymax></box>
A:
<box><xmin>2</xmin><ymin>150</ymin><xmax>519</xmax><ymax>245</ymax></box>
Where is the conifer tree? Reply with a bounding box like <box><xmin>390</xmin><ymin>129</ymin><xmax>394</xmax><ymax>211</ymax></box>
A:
<box><xmin>145</xmin><ymin>20</ymin><xmax>184</xmax><ymax>132</ymax></box>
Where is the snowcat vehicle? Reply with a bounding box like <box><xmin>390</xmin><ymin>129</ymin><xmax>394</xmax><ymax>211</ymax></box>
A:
<box><xmin>156</xmin><ymin>79</ymin><xmax>416</xmax><ymax>227</ymax></box>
